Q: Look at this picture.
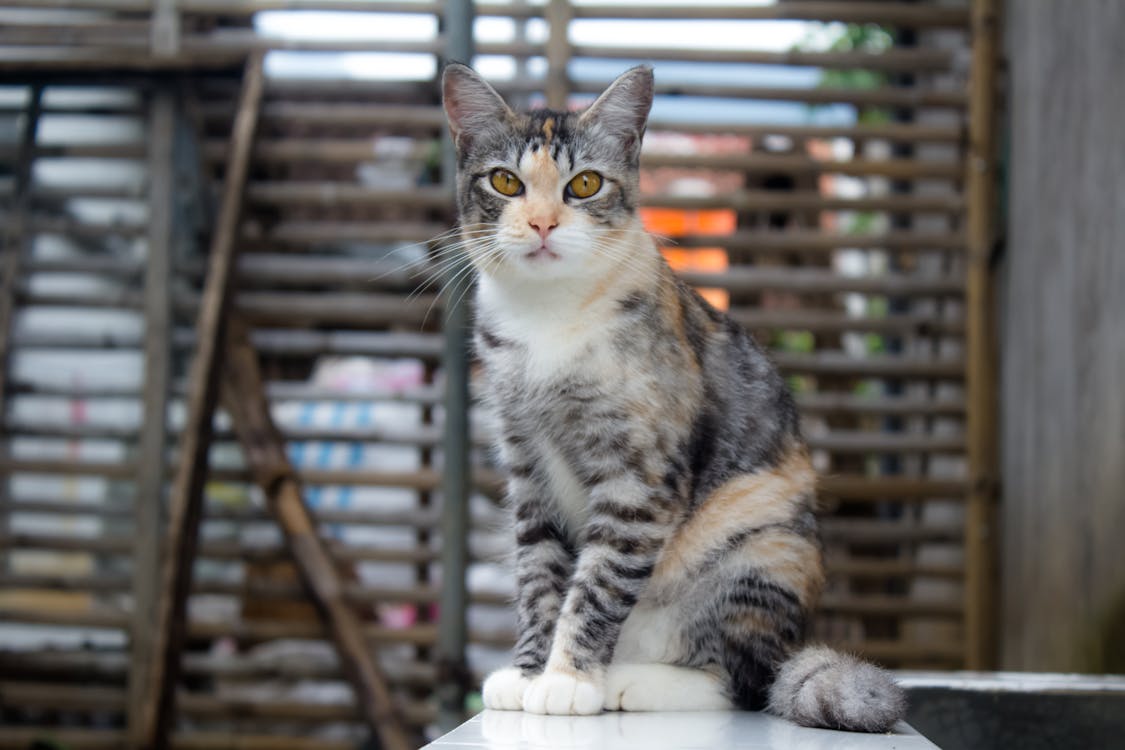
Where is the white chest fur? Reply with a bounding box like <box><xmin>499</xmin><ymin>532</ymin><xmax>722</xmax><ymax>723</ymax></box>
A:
<box><xmin>476</xmin><ymin>274</ymin><xmax>622</xmax><ymax>384</ymax></box>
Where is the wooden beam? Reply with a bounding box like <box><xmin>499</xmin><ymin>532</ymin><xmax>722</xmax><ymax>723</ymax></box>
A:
<box><xmin>0</xmin><ymin>84</ymin><xmax>41</xmax><ymax>574</ymax></box>
<box><xmin>964</xmin><ymin>0</ymin><xmax>1002</xmax><ymax>670</ymax></box>
<box><xmin>135</xmin><ymin>52</ymin><xmax>264</xmax><ymax>750</ymax></box>
<box><xmin>545</xmin><ymin>0</ymin><xmax>571</xmax><ymax>110</ymax></box>
<box><xmin>154</xmin><ymin>0</ymin><xmax>180</xmax><ymax>57</ymax></box>
<box><xmin>126</xmin><ymin>91</ymin><xmax>175</xmax><ymax>748</ymax></box>
<box><xmin>219</xmin><ymin>320</ymin><xmax>415</xmax><ymax>750</ymax></box>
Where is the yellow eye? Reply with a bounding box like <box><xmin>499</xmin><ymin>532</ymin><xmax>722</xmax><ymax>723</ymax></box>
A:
<box><xmin>567</xmin><ymin>171</ymin><xmax>602</xmax><ymax>199</ymax></box>
<box><xmin>489</xmin><ymin>169</ymin><xmax>523</xmax><ymax>196</ymax></box>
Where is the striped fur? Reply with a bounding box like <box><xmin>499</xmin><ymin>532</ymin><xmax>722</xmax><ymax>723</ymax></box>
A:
<box><xmin>443</xmin><ymin>63</ymin><xmax>905</xmax><ymax>731</ymax></box>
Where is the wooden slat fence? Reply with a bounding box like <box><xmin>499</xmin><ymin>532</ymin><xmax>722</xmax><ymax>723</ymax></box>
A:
<box><xmin>0</xmin><ymin>0</ymin><xmax>999</xmax><ymax>746</ymax></box>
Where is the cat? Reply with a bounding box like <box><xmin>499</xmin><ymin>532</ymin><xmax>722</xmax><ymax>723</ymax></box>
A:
<box><xmin>441</xmin><ymin>62</ymin><xmax>906</xmax><ymax>732</ymax></box>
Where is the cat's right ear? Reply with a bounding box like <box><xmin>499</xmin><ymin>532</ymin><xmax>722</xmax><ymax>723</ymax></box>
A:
<box><xmin>442</xmin><ymin>63</ymin><xmax>513</xmax><ymax>153</ymax></box>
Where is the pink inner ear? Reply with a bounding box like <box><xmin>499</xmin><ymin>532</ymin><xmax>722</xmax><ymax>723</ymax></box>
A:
<box><xmin>442</xmin><ymin>66</ymin><xmax>512</xmax><ymax>139</ymax></box>
<box><xmin>581</xmin><ymin>66</ymin><xmax>654</xmax><ymax>143</ymax></box>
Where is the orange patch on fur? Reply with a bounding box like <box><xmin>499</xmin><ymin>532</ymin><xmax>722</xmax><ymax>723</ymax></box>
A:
<box><xmin>515</xmin><ymin>146</ymin><xmax>563</xmax><ymax>233</ymax></box>
<box><xmin>726</xmin><ymin>608</ymin><xmax>777</xmax><ymax>636</ymax></box>
<box><xmin>653</xmin><ymin>444</ymin><xmax>816</xmax><ymax>580</ymax></box>
<box><xmin>542</xmin><ymin>117</ymin><xmax>556</xmax><ymax>143</ymax></box>
<box><xmin>740</xmin><ymin>528</ymin><xmax>824</xmax><ymax>608</ymax></box>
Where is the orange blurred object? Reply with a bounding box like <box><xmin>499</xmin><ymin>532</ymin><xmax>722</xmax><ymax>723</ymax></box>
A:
<box><xmin>641</xmin><ymin>208</ymin><xmax>734</xmax><ymax>310</ymax></box>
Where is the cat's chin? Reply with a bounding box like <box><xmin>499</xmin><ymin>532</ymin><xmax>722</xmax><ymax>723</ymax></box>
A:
<box><xmin>523</xmin><ymin>246</ymin><xmax>561</xmax><ymax>263</ymax></box>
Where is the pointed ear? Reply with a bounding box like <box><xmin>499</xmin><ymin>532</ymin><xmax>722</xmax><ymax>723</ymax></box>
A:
<box><xmin>579</xmin><ymin>65</ymin><xmax>654</xmax><ymax>150</ymax></box>
<box><xmin>442</xmin><ymin>63</ymin><xmax>513</xmax><ymax>152</ymax></box>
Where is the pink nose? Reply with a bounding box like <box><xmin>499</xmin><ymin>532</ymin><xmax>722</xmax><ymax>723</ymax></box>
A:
<box><xmin>529</xmin><ymin>219</ymin><xmax>558</xmax><ymax>240</ymax></box>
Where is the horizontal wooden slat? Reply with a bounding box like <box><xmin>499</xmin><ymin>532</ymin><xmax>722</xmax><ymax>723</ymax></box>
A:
<box><xmin>0</xmin><ymin>649</ymin><xmax>437</xmax><ymax>687</ymax></box>
<box><xmin>197</xmin><ymin>103</ymin><xmax>963</xmax><ymax>144</ymax></box>
<box><xmin>201</xmin><ymin>102</ymin><xmax>444</xmax><ymax>129</ymax></box>
<box><xmin>5</xmin><ymin>377</ymin><xmax>444</xmax><ymax>405</ymax></box>
<box><xmin>247</xmin><ymin>222</ymin><xmax>966</xmax><ymax>252</ymax></box>
<box><xmin>649</xmin><ymin>119</ymin><xmax>963</xmax><ymax>143</ymax></box>
<box><xmin>18</xmin><ymin>287</ymin><xmax>961</xmax><ymax>330</ymax></box>
<box><xmin>821</xmin><ymin>520</ymin><xmax>963</xmax><ymax>544</ymax></box>
<box><xmin>819</xmin><ymin>594</ymin><xmax>962</xmax><ymax>618</ymax></box>
<box><xmin>249</xmin><ymin>74</ymin><xmax>967</xmax><ymax>109</ymax></box>
<box><xmin>682</xmin><ymin>267</ymin><xmax>963</xmax><ymax>296</ymax></box>
<box><xmin>649</xmin><ymin>191</ymin><xmax>965</xmax><ymax>214</ymax></box>
<box><xmin>202</xmin><ymin>137</ymin><xmax>426</xmax><ymax>164</ymax></box>
<box><xmin>0</xmin><ymin>681</ymin><xmax>125</xmax><ymax>713</ymax></box>
<box><xmin>0</xmin><ymin>530</ymin><xmax>133</xmax><ymax>554</ymax></box>
<box><xmin>773</xmin><ymin>352</ymin><xmax>965</xmax><ymax>378</ymax></box>
<box><xmin>8</xmin><ymin>420</ymin><xmax>962</xmax><ymax>457</ymax></box>
<box><xmin>0</xmin><ymin>1</ymin><xmax>971</xmax><ymax>28</ymax></box>
<box><xmin>171</xmin><ymin>734</ymin><xmax>357</xmax><ymax>750</ymax></box>
<box><xmin>642</xmin><ymin>152</ymin><xmax>963</xmax><ymax>179</ymax></box>
<box><xmin>571</xmin><ymin>44</ymin><xmax>955</xmax><ymax>72</ymax></box>
<box><xmin>808</xmin><ymin>432</ymin><xmax>964</xmax><ymax>454</ymax></box>
<box><xmin>796</xmin><ymin>392</ymin><xmax>965</xmax><ymax>416</ymax></box>
<box><xmin>569</xmin><ymin>3</ymin><xmax>969</xmax><ymax>27</ymax></box>
<box><xmin>24</xmin><ymin>214</ymin><xmax>148</xmax><ymax>238</ymax></box>
<box><xmin>236</xmin><ymin>181</ymin><xmax>963</xmax><ymax>214</ymax></box>
<box><xmin>0</xmin><ymin>606</ymin><xmax>508</xmax><ymax>651</ymax></box>
<box><xmin>19</xmin><ymin>255</ymin><xmax>143</xmax><ymax>277</ymax></box>
<box><xmin>819</xmin><ymin>475</ymin><xmax>967</xmax><ymax>501</ymax></box>
<box><xmin>575</xmin><ymin>79</ymin><xmax>968</xmax><ymax>109</ymax></box>
<box><xmin>0</xmin><ymin>728</ymin><xmax>357</xmax><ymax>750</ymax></box>
<box><xmin>181</xmin><ymin>691</ymin><xmax>435</xmax><ymax>726</ymax></box>
<box><xmin>0</xmin><ymin>458</ymin><xmax>504</xmax><ymax>493</ymax></box>
<box><xmin>242</xmin><ymin>219</ymin><xmax>451</xmax><ymax>246</ymax></box>
<box><xmin>0</xmin><ymin>458</ymin><xmax>137</xmax><ymax>479</ymax></box>
<box><xmin>0</xmin><ymin>142</ymin><xmax>147</xmax><ymax>160</ymax></box>
<box><xmin>0</xmin><ymin>606</ymin><xmax>131</xmax><ymax>630</ymax></box>
<box><xmin>731</xmin><ymin>309</ymin><xmax>964</xmax><ymax>337</ymax></box>
<box><xmin>0</xmin><ymin>497</ymin><xmax>135</xmax><ymax>518</ymax></box>
<box><xmin>35</xmin><ymin>35</ymin><xmax>952</xmax><ymax>72</ymax></box>
<box><xmin>826</xmin><ymin>558</ymin><xmax>964</xmax><ymax>580</ymax></box>
<box><xmin>197</xmin><ymin>138</ymin><xmax>963</xmax><ymax>178</ymax></box>
<box><xmin>245</xmin><ymin>181</ymin><xmax>449</xmax><ymax>209</ymax></box>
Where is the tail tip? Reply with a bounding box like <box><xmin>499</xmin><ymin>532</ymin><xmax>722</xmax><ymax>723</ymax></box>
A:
<box><xmin>769</xmin><ymin>645</ymin><xmax>906</xmax><ymax>733</ymax></box>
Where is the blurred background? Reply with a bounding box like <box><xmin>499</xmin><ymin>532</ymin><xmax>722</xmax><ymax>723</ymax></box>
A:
<box><xmin>0</xmin><ymin>1</ymin><xmax>1121</xmax><ymax>749</ymax></box>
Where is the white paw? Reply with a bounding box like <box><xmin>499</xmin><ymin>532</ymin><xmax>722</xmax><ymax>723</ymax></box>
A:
<box><xmin>604</xmin><ymin>663</ymin><xmax>733</xmax><ymax>711</ymax></box>
<box><xmin>523</xmin><ymin>670</ymin><xmax>605</xmax><ymax>715</ymax></box>
<box><xmin>482</xmin><ymin>667</ymin><xmax>532</xmax><ymax>711</ymax></box>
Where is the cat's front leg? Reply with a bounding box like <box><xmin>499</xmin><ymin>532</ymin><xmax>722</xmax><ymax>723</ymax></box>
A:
<box><xmin>482</xmin><ymin>470</ymin><xmax>575</xmax><ymax>710</ymax></box>
<box><xmin>524</xmin><ymin>476</ymin><xmax>675</xmax><ymax>715</ymax></box>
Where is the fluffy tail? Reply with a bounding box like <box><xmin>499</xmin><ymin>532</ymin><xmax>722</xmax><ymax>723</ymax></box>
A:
<box><xmin>767</xmin><ymin>645</ymin><xmax>906</xmax><ymax>733</ymax></box>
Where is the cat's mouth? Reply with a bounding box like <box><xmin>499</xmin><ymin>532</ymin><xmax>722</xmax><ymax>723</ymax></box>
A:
<box><xmin>524</xmin><ymin>246</ymin><xmax>561</xmax><ymax>262</ymax></box>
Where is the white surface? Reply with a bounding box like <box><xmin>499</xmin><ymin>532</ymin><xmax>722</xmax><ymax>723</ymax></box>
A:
<box><xmin>423</xmin><ymin>710</ymin><xmax>940</xmax><ymax>750</ymax></box>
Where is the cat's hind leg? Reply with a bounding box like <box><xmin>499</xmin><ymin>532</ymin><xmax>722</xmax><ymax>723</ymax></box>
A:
<box><xmin>604</xmin><ymin>663</ymin><xmax>732</xmax><ymax>711</ymax></box>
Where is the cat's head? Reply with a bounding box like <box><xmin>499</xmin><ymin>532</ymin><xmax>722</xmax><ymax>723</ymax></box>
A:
<box><xmin>442</xmin><ymin>63</ymin><xmax>654</xmax><ymax>282</ymax></box>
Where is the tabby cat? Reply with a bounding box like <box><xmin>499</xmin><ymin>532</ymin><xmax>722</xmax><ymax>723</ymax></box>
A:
<box><xmin>441</xmin><ymin>63</ymin><xmax>905</xmax><ymax>732</ymax></box>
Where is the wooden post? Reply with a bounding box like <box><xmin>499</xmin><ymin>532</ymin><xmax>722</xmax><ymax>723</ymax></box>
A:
<box><xmin>438</xmin><ymin>0</ymin><xmax>474</xmax><ymax>732</ymax></box>
<box><xmin>0</xmin><ymin>84</ymin><xmax>42</xmax><ymax>574</ymax></box>
<box><xmin>545</xmin><ymin>0</ymin><xmax>572</xmax><ymax>110</ymax></box>
<box><xmin>126</xmin><ymin>90</ymin><xmax>175</xmax><ymax>747</ymax></box>
<box><xmin>964</xmin><ymin>0</ymin><xmax>1001</xmax><ymax>670</ymax></box>
<box><xmin>136</xmin><ymin>53</ymin><xmax>264</xmax><ymax>750</ymax></box>
<box><xmin>152</xmin><ymin>0</ymin><xmax>181</xmax><ymax>57</ymax></box>
<box><xmin>220</xmin><ymin>321</ymin><xmax>415</xmax><ymax>750</ymax></box>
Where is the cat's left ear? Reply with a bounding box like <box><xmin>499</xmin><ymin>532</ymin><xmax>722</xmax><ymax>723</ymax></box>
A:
<box><xmin>579</xmin><ymin>65</ymin><xmax>654</xmax><ymax>152</ymax></box>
